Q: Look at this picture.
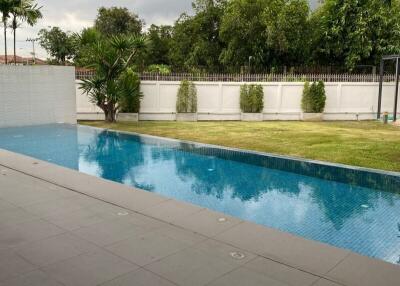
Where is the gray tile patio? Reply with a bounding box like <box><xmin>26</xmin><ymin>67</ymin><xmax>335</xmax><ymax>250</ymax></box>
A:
<box><xmin>0</xmin><ymin>149</ymin><xmax>399</xmax><ymax>286</ymax></box>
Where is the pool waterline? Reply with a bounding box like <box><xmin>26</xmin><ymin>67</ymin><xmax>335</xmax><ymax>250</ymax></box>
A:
<box><xmin>0</xmin><ymin>123</ymin><xmax>399</xmax><ymax>264</ymax></box>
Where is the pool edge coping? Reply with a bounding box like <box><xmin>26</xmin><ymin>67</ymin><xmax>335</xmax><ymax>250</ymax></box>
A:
<box><xmin>1</xmin><ymin>148</ymin><xmax>399</xmax><ymax>286</ymax></box>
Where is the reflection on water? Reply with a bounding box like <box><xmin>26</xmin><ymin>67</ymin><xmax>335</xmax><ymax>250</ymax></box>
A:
<box><xmin>0</xmin><ymin>124</ymin><xmax>399</xmax><ymax>264</ymax></box>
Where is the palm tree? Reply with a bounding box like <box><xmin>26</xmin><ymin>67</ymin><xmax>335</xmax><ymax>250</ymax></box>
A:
<box><xmin>9</xmin><ymin>0</ymin><xmax>42</xmax><ymax>64</ymax></box>
<box><xmin>0</xmin><ymin>0</ymin><xmax>19</xmax><ymax>64</ymax></box>
<box><xmin>79</xmin><ymin>35</ymin><xmax>146</xmax><ymax>122</ymax></box>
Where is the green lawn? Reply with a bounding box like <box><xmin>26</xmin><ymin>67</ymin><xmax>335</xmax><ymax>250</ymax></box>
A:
<box><xmin>79</xmin><ymin>121</ymin><xmax>400</xmax><ymax>172</ymax></box>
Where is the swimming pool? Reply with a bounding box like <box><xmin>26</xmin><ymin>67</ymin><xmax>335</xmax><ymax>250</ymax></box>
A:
<box><xmin>0</xmin><ymin>124</ymin><xmax>399</xmax><ymax>264</ymax></box>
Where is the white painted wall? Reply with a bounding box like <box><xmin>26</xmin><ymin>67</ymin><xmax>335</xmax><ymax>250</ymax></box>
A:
<box><xmin>76</xmin><ymin>80</ymin><xmax>400</xmax><ymax>121</ymax></box>
<box><xmin>0</xmin><ymin>66</ymin><xmax>76</xmax><ymax>127</ymax></box>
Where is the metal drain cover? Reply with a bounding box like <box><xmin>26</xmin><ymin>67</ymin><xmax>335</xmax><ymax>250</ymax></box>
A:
<box><xmin>117</xmin><ymin>212</ymin><xmax>129</xmax><ymax>216</ymax></box>
<box><xmin>217</xmin><ymin>217</ymin><xmax>227</xmax><ymax>223</ymax></box>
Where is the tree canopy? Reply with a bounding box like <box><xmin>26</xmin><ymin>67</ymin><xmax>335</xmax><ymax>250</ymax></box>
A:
<box><xmin>94</xmin><ymin>7</ymin><xmax>143</xmax><ymax>36</ymax></box>
<box><xmin>38</xmin><ymin>26</ymin><xmax>76</xmax><ymax>65</ymax></box>
<box><xmin>39</xmin><ymin>0</ymin><xmax>400</xmax><ymax>72</ymax></box>
<box><xmin>310</xmin><ymin>0</ymin><xmax>400</xmax><ymax>70</ymax></box>
<box><xmin>144</xmin><ymin>24</ymin><xmax>173</xmax><ymax>67</ymax></box>
<box><xmin>169</xmin><ymin>0</ymin><xmax>227</xmax><ymax>72</ymax></box>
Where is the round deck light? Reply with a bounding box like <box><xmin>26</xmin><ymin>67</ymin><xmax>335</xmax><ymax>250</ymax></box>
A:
<box><xmin>117</xmin><ymin>211</ymin><xmax>129</xmax><ymax>216</ymax></box>
<box><xmin>230</xmin><ymin>252</ymin><xmax>246</xmax><ymax>260</ymax></box>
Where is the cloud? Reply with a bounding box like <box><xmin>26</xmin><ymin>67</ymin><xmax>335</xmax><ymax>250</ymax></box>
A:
<box><xmin>0</xmin><ymin>0</ymin><xmax>193</xmax><ymax>58</ymax></box>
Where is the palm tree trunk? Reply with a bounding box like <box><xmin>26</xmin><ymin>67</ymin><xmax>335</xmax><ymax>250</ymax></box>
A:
<box><xmin>13</xmin><ymin>26</ymin><xmax>16</xmax><ymax>65</ymax></box>
<box><xmin>3</xmin><ymin>19</ymin><xmax>7</xmax><ymax>64</ymax></box>
<box><xmin>104</xmin><ymin>105</ymin><xmax>116</xmax><ymax>123</ymax></box>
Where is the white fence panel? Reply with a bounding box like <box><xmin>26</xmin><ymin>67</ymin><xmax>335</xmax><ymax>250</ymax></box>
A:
<box><xmin>262</xmin><ymin>84</ymin><xmax>280</xmax><ymax>113</ymax></box>
<box><xmin>279</xmin><ymin>84</ymin><xmax>303</xmax><ymax>113</ymax></box>
<box><xmin>140</xmin><ymin>82</ymin><xmax>158</xmax><ymax>113</ymax></box>
<box><xmin>221</xmin><ymin>84</ymin><xmax>241</xmax><ymax>113</ymax></box>
<box><xmin>159</xmin><ymin>82</ymin><xmax>179</xmax><ymax>112</ymax></box>
<box><xmin>196</xmin><ymin>83</ymin><xmax>220</xmax><ymax>113</ymax></box>
<box><xmin>76</xmin><ymin>80</ymin><xmax>400</xmax><ymax>121</ymax></box>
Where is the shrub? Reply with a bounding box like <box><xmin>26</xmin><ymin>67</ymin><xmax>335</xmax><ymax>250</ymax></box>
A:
<box><xmin>240</xmin><ymin>84</ymin><xmax>264</xmax><ymax>113</ymax></box>
<box><xmin>301</xmin><ymin>81</ymin><xmax>326</xmax><ymax>113</ymax></box>
<box><xmin>118</xmin><ymin>69</ymin><xmax>143</xmax><ymax>113</ymax></box>
<box><xmin>147</xmin><ymin>64</ymin><xmax>171</xmax><ymax>75</ymax></box>
<box><xmin>176</xmin><ymin>80</ymin><xmax>197</xmax><ymax>113</ymax></box>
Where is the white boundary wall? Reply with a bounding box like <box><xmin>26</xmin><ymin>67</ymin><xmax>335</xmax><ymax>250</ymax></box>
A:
<box><xmin>76</xmin><ymin>81</ymin><xmax>400</xmax><ymax>121</ymax></box>
<box><xmin>1</xmin><ymin>66</ymin><xmax>76</xmax><ymax>127</ymax></box>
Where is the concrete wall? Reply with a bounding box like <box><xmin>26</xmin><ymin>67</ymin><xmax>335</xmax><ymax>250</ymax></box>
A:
<box><xmin>76</xmin><ymin>81</ymin><xmax>400</xmax><ymax>121</ymax></box>
<box><xmin>1</xmin><ymin>66</ymin><xmax>76</xmax><ymax>127</ymax></box>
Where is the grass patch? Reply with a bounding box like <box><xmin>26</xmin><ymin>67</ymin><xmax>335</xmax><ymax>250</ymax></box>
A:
<box><xmin>79</xmin><ymin>121</ymin><xmax>400</xmax><ymax>172</ymax></box>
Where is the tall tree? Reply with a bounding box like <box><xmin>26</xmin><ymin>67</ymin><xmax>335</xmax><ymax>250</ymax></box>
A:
<box><xmin>94</xmin><ymin>7</ymin><xmax>143</xmax><ymax>37</ymax></box>
<box><xmin>310</xmin><ymin>0</ymin><xmax>400</xmax><ymax>70</ymax></box>
<box><xmin>145</xmin><ymin>24</ymin><xmax>172</xmax><ymax>66</ymax></box>
<box><xmin>9</xmin><ymin>0</ymin><xmax>42</xmax><ymax>64</ymax></box>
<box><xmin>219</xmin><ymin>0</ymin><xmax>269</xmax><ymax>71</ymax></box>
<box><xmin>38</xmin><ymin>27</ymin><xmax>76</xmax><ymax>65</ymax></box>
<box><xmin>168</xmin><ymin>13</ymin><xmax>195</xmax><ymax>70</ymax></box>
<box><xmin>169</xmin><ymin>0</ymin><xmax>227</xmax><ymax>71</ymax></box>
<box><xmin>0</xmin><ymin>0</ymin><xmax>19</xmax><ymax>64</ymax></box>
<box><xmin>264</xmin><ymin>0</ymin><xmax>310</xmax><ymax>66</ymax></box>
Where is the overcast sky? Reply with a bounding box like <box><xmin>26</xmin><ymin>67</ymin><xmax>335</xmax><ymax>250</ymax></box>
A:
<box><xmin>1</xmin><ymin>0</ymin><xmax>193</xmax><ymax>59</ymax></box>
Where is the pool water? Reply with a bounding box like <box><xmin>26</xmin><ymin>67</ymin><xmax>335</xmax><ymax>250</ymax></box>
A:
<box><xmin>0</xmin><ymin>124</ymin><xmax>400</xmax><ymax>264</ymax></box>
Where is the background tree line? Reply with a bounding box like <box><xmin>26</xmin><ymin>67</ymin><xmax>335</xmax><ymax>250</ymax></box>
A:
<box><xmin>1</xmin><ymin>0</ymin><xmax>42</xmax><ymax>64</ymax></box>
<box><xmin>38</xmin><ymin>0</ymin><xmax>400</xmax><ymax>72</ymax></box>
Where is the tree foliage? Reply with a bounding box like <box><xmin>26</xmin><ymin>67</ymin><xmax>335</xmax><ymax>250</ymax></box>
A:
<box><xmin>145</xmin><ymin>24</ymin><xmax>172</xmax><ymax>66</ymax></box>
<box><xmin>219</xmin><ymin>0</ymin><xmax>268</xmax><ymax>71</ymax></box>
<box><xmin>169</xmin><ymin>0</ymin><xmax>227</xmax><ymax>71</ymax></box>
<box><xmin>72</xmin><ymin>27</ymin><xmax>101</xmax><ymax>66</ymax></box>
<box><xmin>147</xmin><ymin>64</ymin><xmax>171</xmax><ymax>74</ymax></box>
<box><xmin>57</xmin><ymin>0</ymin><xmax>400</xmax><ymax>72</ymax></box>
<box><xmin>94</xmin><ymin>7</ymin><xmax>143</xmax><ymax>36</ymax></box>
<box><xmin>1</xmin><ymin>0</ymin><xmax>20</xmax><ymax>63</ymax></box>
<box><xmin>219</xmin><ymin>0</ymin><xmax>310</xmax><ymax>71</ymax></box>
<box><xmin>9</xmin><ymin>0</ymin><xmax>42</xmax><ymax>63</ymax></box>
<box><xmin>311</xmin><ymin>0</ymin><xmax>400</xmax><ymax>70</ymax></box>
<box><xmin>38</xmin><ymin>26</ymin><xmax>76</xmax><ymax>64</ymax></box>
<box><xmin>264</xmin><ymin>0</ymin><xmax>310</xmax><ymax>66</ymax></box>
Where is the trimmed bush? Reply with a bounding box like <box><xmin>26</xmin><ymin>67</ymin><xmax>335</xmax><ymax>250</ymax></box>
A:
<box><xmin>240</xmin><ymin>84</ymin><xmax>264</xmax><ymax>113</ymax></box>
<box><xmin>301</xmin><ymin>81</ymin><xmax>326</xmax><ymax>113</ymax></box>
<box><xmin>176</xmin><ymin>80</ymin><xmax>197</xmax><ymax>113</ymax></box>
<box><xmin>119</xmin><ymin>69</ymin><xmax>143</xmax><ymax>113</ymax></box>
